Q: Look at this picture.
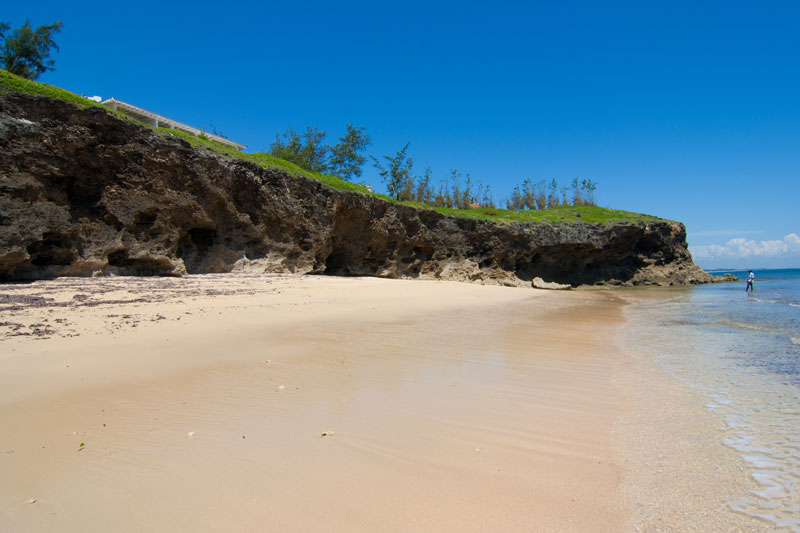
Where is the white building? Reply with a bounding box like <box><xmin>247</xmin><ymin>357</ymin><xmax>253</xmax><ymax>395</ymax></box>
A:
<box><xmin>100</xmin><ymin>97</ymin><xmax>247</xmax><ymax>151</ymax></box>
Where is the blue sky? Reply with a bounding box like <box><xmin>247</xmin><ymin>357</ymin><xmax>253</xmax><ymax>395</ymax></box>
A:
<box><xmin>6</xmin><ymin>1</ymin><xmax>799</xmax><ymax>269</ymax></box>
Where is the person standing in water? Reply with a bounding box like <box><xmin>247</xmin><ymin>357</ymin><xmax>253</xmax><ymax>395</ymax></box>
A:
<box><xmin>746</xmin><ymin>269</ymin><xmax>755</xmax><ymax>292</ymax></box>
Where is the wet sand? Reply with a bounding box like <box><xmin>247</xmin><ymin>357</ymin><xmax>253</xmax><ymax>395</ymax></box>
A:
<box><xmin>0</xmin><ymin>275</ymin><xmax>765</xmax><ymax>531</ymax></box>
<box><xmin>613</xmin><ymin>289</ymin><xmax>772</xmax><ymax>532</ymax></box>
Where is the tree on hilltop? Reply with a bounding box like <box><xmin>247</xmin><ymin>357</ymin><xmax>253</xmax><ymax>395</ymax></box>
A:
<box><xmin>269</xmin><ymin>126</ymin><xmax>303</xmax><ymax>165</ymax></box>
<box><xmin>329</xmin><ymin>124</ymin><xmax>371</xmax><ymax>181</ymax></box>
<box><xmin>269</xmin><ymin>126</ymin><xmax>329</xmax><ymax>173</ymax></box>
<box><xmin>581</xmin><ymin>178</ymin><xmax>597</xmax><ymax>205</ymax></box>
<box><xmin>371</xmin><ymin>142</ymin><xmax>415</xmax><ymax>201</ymax></box>
<box><xmin>0</xmin><ymin>20</ymin><xmax>64</xmax><ymax>80</ymax></box>
<box><xmin>506</xmin><ymin>177</ymin><xmax>598</xmax><ymax>211</ymax></box>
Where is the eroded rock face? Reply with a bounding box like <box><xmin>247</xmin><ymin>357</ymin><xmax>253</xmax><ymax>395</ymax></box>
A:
<box><xmin>0</xmin><ymin>93</ymin><xmax>715</xmax><ymax>286</ymax></box>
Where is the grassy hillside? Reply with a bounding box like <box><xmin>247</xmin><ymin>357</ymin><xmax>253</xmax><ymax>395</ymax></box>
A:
<box><xmin>0</xmin><ymin>69</ymin><xmax>101</xmax><ymax>108</ymax></box>
<box><xmin>1</xmin><ymin>70</ymin><xmax>665</xmax><ymax>225</ymax></box>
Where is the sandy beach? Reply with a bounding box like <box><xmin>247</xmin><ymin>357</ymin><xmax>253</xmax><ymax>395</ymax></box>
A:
<box><xmin>0</xmin><ymin>275</ymin><xmax>769</xmax><ymax>531</ymax></box>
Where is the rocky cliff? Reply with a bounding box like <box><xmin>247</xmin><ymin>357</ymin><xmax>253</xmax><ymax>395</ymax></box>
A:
<box><xmin>0</xmin><ymin>93</ymin><xmax>714</xmax><ymax>286</ymax></box>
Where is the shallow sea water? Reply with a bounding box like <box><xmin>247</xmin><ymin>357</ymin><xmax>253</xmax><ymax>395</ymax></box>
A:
<box><xmin>624</xmin><ymin>268</ymin><xmax>800</xmax><ymax>530</ymax></box>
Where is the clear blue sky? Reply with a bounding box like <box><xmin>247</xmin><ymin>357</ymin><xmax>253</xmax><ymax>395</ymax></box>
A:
<box><xmin>7</xmin><ymin>1</ymin><xmax>799</xmax><ymax>268</ymax></box>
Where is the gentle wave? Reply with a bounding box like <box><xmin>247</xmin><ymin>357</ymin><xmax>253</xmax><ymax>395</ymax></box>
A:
<box><xmin>712</xmin><ymin>319</ymin><xmax>787</xmax><ymax>336</ymax></box>
<box><xmin>710</xmin><ymin>319</ymin><xmax>799</xmax><ymax>350</ymax></box>
<box><xmin>750</xmin><ymin>296</ymin><xmax>800</xmax><ymax>309</ymax></box>
<box><xmin>749</xmin><ymin>297</ymin><xmax>781</xmax><ymax>304</ymax></box>
<box><xmin>624</xmin><ymin>277</ymin><xmax>800</xmax><ymax>531</ymax></box>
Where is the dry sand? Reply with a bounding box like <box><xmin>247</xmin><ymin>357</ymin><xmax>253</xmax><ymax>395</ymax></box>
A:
<box><xmin>0</xmin><ymin>275</ymin><xmax>766</xmax><ymax>531</ymax></box>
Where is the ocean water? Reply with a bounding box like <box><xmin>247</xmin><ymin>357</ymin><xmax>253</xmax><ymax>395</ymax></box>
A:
<box><xmin>624</xmin><ymin>268</ymin><xmax>800</xmax><ymax>530</ymax></box>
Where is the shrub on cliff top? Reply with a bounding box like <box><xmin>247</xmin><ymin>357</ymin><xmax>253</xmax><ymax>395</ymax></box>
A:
<box><xmin>269</xmin><ymin>124</ymin><xmax>372</xmax><ymax>181</ymax></box>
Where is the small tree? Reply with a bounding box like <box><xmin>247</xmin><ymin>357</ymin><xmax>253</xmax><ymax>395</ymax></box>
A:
<box><xmin>535</xmin><ymin>180</ymin><xmax>547</xmax><ymax>210</ymax></box>
<box><xmin>0</xmin><ymin>20</ymin><xmax>63</xmax><ymax>80</ymax></box>
<box><xmin>298</xmin><ymin>126</ymin><xmax>328</xmax><ymax>173</ymax></box>
<box><xmin>571</xmin><ymin>177</ymin><xmax>582</xmax><ymax>206</ymax></box>
<box><xmin>448</xmin><ymin>170</ymin><xmax>463</xmax><ymax>209</ymax></box>
<box><xmin>581</xmin><ymin>178</ymin><xmax>597</xmax><ymax>206</ymax></box>
<box><xmin>371</xmin><ymin>143</ymin><xmax>415</xmax><ymax>201</ymax></box>
<box><xmin>269</xmin><ymin>126</ymin><xmax>329</xmax><ymax>173</ymax></box>
<box><xmin>329</xmin><ymin>124</ymin><xmax>371</xmax><ymax>181</ymax></box>
<box><xmin>507</xmin><ymin>185</ymin><xmax>524</xmax><ymax>211</ymax></box>
<box><xmin>522</xmin><ymin>179</ymin><xmax>537</xmax><ymax>210</ymax></box>
<box><xmin>460</xmin><ymin>172</ymin><xmax>473</xmax><ymax>209</ymax></box>
<box><xmin>506</xmin><ymin>177</ymin><xmax>599</xmax><ymax>210</ymax></box>
<box><xmin>269</xmin><ymin>126</ymin><xmax>303</xmax><ymax>164</ymax></box>
<box><xmin>547</xmin><ymin>178</ymin><xmax>560</xmax><ymax>208</ymax></box>
<box><xmin>415</xmin><ymin>167</ymin><xmax>434</xmax><ymax>204</ymax></box>
<box><xmin>434</xmin><ymin>179</ymin><xmax>451</xmax><ymax>208</ymax></box>
<box><xmin>478</xmin><ymin>180</ymin><xmax>495</xmax><ymax>208</ymax></box>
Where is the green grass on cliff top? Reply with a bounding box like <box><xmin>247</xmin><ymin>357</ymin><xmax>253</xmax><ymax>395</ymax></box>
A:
<box><xmin>0</xmin><ymin>69</ymin><xmax>102</xmax><ymax>108</ymax></box>
<box><xmin>155</xmin><ymin>127</ymin><xmax>371</xmax><ymax>195</ymax></box>
<box><xmin>1</xmin><ymin>70</ymin><xmax>665</xmax><ymax>226</ymax></box>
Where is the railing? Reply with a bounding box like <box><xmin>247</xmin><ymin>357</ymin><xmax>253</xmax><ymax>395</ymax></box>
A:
<box><xmin>100</xmin><ymin>97</ymin><xmax>247</xmax><ymax>151</ymax></box>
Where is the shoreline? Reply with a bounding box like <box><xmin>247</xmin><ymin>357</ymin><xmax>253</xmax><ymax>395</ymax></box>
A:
<box><xmin>0</xmin><ymin>274</ymin><xmax>763</xmax><ymax>531</ymax></box>
<box><xmin>615</xmin><ymin>288</ymin><xmax>793</xmax><ymax>532</ymax></box>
